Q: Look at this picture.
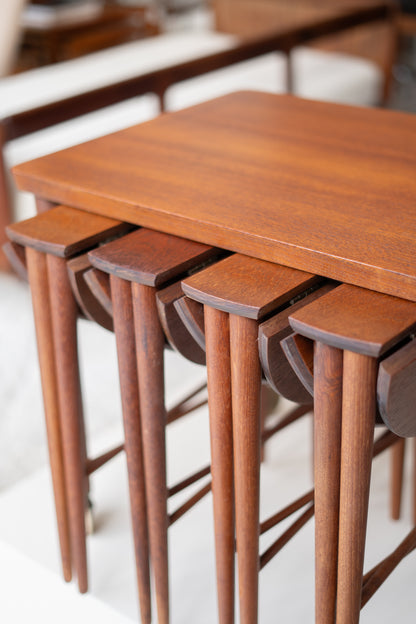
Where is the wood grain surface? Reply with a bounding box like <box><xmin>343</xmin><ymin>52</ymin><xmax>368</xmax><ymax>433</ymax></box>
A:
<box><xmin>182</xmin><ymin>253</ymin><xmax>320</xmax><ymax>319</ymax></box>
<box><xmin>378</xmin><ymin>339</ymin><xmax>416</xmax><ymax>437</ymax></box>
<box><xmin>289</xmin><ymin>284</ymin><xmax>416</xmax><ymax>357</ymax></box>
<box><xmin>6</xmin><ymin>205</ymin><xmax>129</xmax><ymax>257</ymax></box>
<box><xmin>155</xmin><ymin>281</ymin><xmax>206</xmax><ymax>365</ymax></box>
<box><xmin>88</xmin><ymin>228</ymin><xmax>219</xmax><ymax>287</ymax></box>
<box><xmin>12</xmin><ymin>91</ymin><xmax>416</xmax><ymax>300</ymax></box>
<box><xmin>258</xmin><ymin>282</ymin><xmax>335</xmax><ymax>401</ymax></box>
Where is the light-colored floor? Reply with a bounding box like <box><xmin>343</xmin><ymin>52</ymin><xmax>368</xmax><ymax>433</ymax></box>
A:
<box><xmin>1</xmin><ymin>270</ymin><xmax>416</xmax><ymax>623</ymax></box>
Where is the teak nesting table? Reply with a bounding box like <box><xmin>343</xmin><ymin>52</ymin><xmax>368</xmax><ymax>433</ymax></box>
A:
<box><xmin>12</xmin><ymin>91</ymin><xmax>416</xmax><ymax>623</ymax></box>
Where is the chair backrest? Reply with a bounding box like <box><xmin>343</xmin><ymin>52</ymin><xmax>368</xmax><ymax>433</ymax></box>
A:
<box><xmin>213</xmin><ymin>0</ymin><xmax>397</xmax><ymax>76</ymax></box>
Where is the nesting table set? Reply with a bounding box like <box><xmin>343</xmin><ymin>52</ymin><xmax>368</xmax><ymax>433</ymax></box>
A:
<box><xmin>7</xmin><ymin>91</ymin><xmax>416</xmax><ymax>623</ymax></box>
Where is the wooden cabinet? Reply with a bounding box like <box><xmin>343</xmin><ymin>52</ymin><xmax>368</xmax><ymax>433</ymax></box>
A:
<box><xmin>17</xmin><ymin>2</ymin><xmax>160</xmax><ymax>70</ymax></box>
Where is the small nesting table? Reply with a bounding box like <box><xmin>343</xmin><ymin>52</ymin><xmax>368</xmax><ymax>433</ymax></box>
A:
<box><xmin>12</xmin><ymin>90</ymin><xmax>416</xmax><ymax>622</ymax></box>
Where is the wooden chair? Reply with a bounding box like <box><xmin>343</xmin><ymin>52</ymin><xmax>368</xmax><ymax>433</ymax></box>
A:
<box><xmin>5</xmin><ymin>204</ymin><xmax>130</xmax><ymax>592</ymax></box>
<box><xmin>182</xmin><ymin>253</ymin><xmax>326</xmax><ymax>624</ymax></box>
<box><xmin>289</xmin><ymin>283</ymin><xmax>416</xmax><ymax>623</ymax></box>
<box><xmin>88</xmin><ymin>228</ymin><xmax>222</xmax><ymax>624</ymax></box>
<box><xmin>213</xmin><ymin>0</ymin><xmax>398</xmax><ymax>102</ymax></box>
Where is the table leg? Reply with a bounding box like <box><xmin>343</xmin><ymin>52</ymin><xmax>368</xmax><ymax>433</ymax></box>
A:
<box><xmin>230</xmin><ymin>314</ymin><xmax>262</xmax><ymax>624</ymax></box>
<box><xmin>204</xmin><ymin>305</ymin><xmax>234</xmax><ymax>624</ymax></box>
<box><xmin>313</xmin><ymin>341</ymin><xmax>343</xmax><ymax>624</ymax></box>
<box><xmin>47</xmin><ymin>254</ymin><xmax>89</xmax><ymax>593</ymax></box>
<box><xmin>25</xmin><ymin>247</ymin><xmax>72</xmax><ymax>582</ymax></box>
<box><xmin>132</xmin><ymin>282</ymin><xmax>169</xmax><ymax>624</ymax></box>
<box><xmin>111</xmin><ymin>276</ymin><xmax>152</xmax><ymax>624</ymax></box>
<box><xmin>391</xmin><ymin>438</ymin><xmax>405</xmax><ymax>520</ymax></box>
<box><xmin>336</xmin><ymin>351</ymin><xmax>377</xmax><ymax>624</ymax></box>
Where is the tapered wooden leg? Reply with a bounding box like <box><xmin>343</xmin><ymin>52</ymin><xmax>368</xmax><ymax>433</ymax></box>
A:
<box><xmin>313</xmin><ymin>342</ymin><xmax>343</xmax><ymax>624</ymax></box>
<box><xmin>111</xmin><ymin>275</ymin><xmax>152</xmax><ymax>624</ymax></box>
<box><xmin>132</xmin><ymin>282</ymin><xmax>169</xmax><ymax>624</ymax></box>
<box><xmin>47</xmin><ymin>254</ymin><xmax>88</xmax><ymax>593</ymax></box>
<box><xmin>230</xmin><ymin>314</ymin><xmax>262</xmax><ymax>624</ymax></box>
<box><xmin>204</xmin><ymin>306</ymin><xmax>234</xmax><ymax>624</ymax></box>
<box><xmin>25</xmin><ymin>248</ymin><xmax>72</xmax><ymax>581</ymax></box>
<box><xmin>391</xmin><ymin>439</ymin><xmax>405</xmax><ymax>520</ymax></box>
<box><xmin>336</xmin><ymin>351</ymin><xmax>377</xmax><ymax>624</ymax></box>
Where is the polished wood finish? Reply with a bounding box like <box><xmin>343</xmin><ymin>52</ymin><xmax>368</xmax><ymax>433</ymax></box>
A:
<box><xmin>258</xmin><ymin>282</ymin><xmax>334</xmax><ymax>403</ymax></box>
<box><xmin>156</xmin><ymin>282</ymin><xmax>206</xmax><ymax>365</ymax></box>
<box><xmin>336</xmin><ymin>352</ymin><xmax>377</xmax><ymax>624</ymax></box>
<box><xmin>10</xmin><ymin>91</ymin><xmax>416</xmax><ymax>622</ymax></box>
<box><xmin>67</xmin><ymin>254</ymin><xmax>113</xmax><ymax>331</ymax></box>
<box><xmin>132</xmin><ymin>281</ymin><xmax>169</xmax><ymax>624</ymax></box>
<box><xmin>2</xmin><ymin>241</ymin><xmax>28</xmax><ymax>280</ymax></box>
<box><xmin>13</xmin><ymin>92</ymin><xmax>416</xmax><ymax>301</ymax></box>
<box><xmin>290</xmin><ymin>282</ymin><xmax>416</xmax><ymax>622</ymax></box>
<box><xmin>182</xmin><ymin>253</ymin><xmax>319</xmax><ymax>319</ymax></box>
<box><xmin>0</xmin><ymin>2</ymin><xmax>394</xmax><ymax>269</ymax></box>
<box><xmin>89</xmin><ymin>228</ymin><xmax>220</xmax><ymax>624</ymax></box>
<box><xmin>183</xmin><ymin>254</ymin><xmax>318</xmax><ymax>623</ymax></box>
<box><xmin>6</xmin><ymin>205</ymin><xmax>128</xmax><ymax>257</ymax></box>
<box><xmin>5</xmin><ymin>205</ymin><xmax>132</xmax><ymax>592</ymax></box>
<box><xmin>83</xmin><ymin>268</ymin><xmax>112</xmax><ymax>316</ymax></box>
<box><xmin>25</xmin><ymin>246</ymin><xmax>72</xmax><ymax>582</ymax></box>
<box><xmin>280</xmin><ymin>332</ymin><xmax>314</xmax><ymax>397</ymax></box>
<box><xmin>110</xmin><ymin>275</ymin><xmax>151</xmax><ymax>624</ymax></box>
<box><xmin>204</xmin><ymin>306</ymin><xmax>235</xmax><ymax>624</ymax></box>
<box><xmin>230</xmin><ymin>314</ymin><xmax>262</xmax><ymax>624</ymax></box>
<box><xmin>47</xmin><ymin>253</ymin><xmax>88</xmax><ymax>593</ymax></box>
<box><xmin>89</xmin><ymin>228</ymin><xmax>219</xmax><ymax>286</ymax></box>
<box><xmin>313</xmin><ymin>342</ymin><xmax>343</xmax><ymax>624</ymax></box>
<box><xmin>290</xmin><ymin>284</ymin><xmax>416</xmax><ymax>355</ymax></box>
<box><xmin>174</xmin><ymin>296</ymin><xmax>206</xmax><ymax>351</ymax></box>
<box><xmin>391</xmin><ymin>439</ymin><xmax>406</xmax><ymax>520</ymax></box>
<box><xmin>378</xmin><ymin>338</ymin><xmax>416</xmax><ymax>437</ymax></box>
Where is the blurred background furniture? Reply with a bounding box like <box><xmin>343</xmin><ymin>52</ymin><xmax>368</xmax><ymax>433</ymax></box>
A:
<box><xmin>213</xmin><ymin>0</ymin><xmax>398</xmax><ymax>101</ymax></box>
<box><xmin>0</xmin><ymin>0</ymin><xmax>28</xmax><ymax>77</ymax></box>
<box><xmin>0</xmin><ymin>0</ymin><xmax>395</xmax><ymax>274</ymax></box>
<box><xmin>17</xmin><ymin>1</ymin><xmax>160</xmax><ymax>71</ymax></box>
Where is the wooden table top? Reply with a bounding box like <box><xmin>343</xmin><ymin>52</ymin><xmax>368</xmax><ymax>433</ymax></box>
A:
<box><xmin>13</xmin><ymin>91</ymin><xmax>416</xmax><ymax>301</ymax></box>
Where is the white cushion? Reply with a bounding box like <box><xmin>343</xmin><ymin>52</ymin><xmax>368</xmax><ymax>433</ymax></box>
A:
<box><xmin>166</xmin><ymin>47</ymin><xmax>382</xmax><ymax>111</ymax></box>
<box><xmin>0</xmin><ymin>30</ymin><xmax>236</xmax><ymax>118</ymax></box>
<box><xmin>292</xmin><ymin>47</ymin><xmax>382</xmax><ymax>107</ymax></box>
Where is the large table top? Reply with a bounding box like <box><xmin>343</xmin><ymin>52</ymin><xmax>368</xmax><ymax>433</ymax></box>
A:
<box><xmin>13</xmin><ymin>91</ymin><xmax>416</xmax><ymax>301</ymax></box>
